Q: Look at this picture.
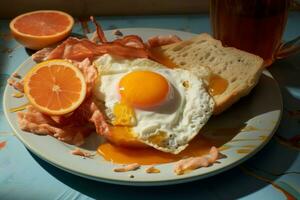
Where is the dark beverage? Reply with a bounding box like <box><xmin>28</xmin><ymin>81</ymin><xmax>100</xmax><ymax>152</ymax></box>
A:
<box><xmin>210</xmin><ymin>0</ymin><xmax>290</xmax><ymax>66</ymax></box>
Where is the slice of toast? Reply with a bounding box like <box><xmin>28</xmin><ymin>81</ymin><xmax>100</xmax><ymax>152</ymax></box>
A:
<box><xmin>155</xmin><ymin>33</ymin><xmax>264</xmax><ymax>114</ymax></box>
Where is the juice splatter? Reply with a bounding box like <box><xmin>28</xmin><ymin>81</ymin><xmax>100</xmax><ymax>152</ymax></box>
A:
<box><xmin>0</xmin><ymin>141</ymin><xmax>6</xmax><ymax>150</ymax></box>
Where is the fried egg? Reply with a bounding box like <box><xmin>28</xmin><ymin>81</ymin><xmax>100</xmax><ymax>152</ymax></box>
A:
<box><xmin>94</xmin><ymin>54</ymin><xmax>214</xmax><ymax>154</ymax></box>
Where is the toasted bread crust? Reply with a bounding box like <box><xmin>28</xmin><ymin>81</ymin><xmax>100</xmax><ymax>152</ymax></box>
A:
<box><xmin>156</xmin><ymin>33</ymin><xmax>264</xmax><ymax>114</ymax></box>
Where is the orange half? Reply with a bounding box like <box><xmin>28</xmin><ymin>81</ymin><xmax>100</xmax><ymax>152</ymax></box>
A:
<box><xmin>10</xmin><ymin>10</ymin><xmax>74</xmax><ymax>50</ymax></box>
<box><xmin>24</xmin><ymin>59</ymin><xmax>86</xmax><ymax>115</ymax></box>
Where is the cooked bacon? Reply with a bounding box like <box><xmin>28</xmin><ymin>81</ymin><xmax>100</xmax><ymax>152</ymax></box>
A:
<box><xmin>174</xmin><ymin>146</ymin><xmax>220</xmax><ymax>175</ymax></box>
<box><xmin>46</xmin><ymin>37</ymin><xmax>96</xmax><ymax>61</ymax></box>
<box><xmin>7</xmin><ymin>78</ymin><xmax>24</xmax><ymax>92</ymax></box>
<box><xmin>32</xmin><ymin>47</ymin><xmax>55</xmax><ymax>63</ymax></box>
<box><xmin>32</xmin><ymin>18</ymin><xmax>155</xmax><ymax>62</ymax></box>
<box><xmin>147</xmin><ymin>35</ymin><xmax>182</xmax><ymax>48</ymax></box>
<box><xmin>74</xmin><ymin>58</ymin><xmax>98</xmax><ymax>95</ymax></box>
<box><xmin>32</xmin><ymin>19</ymin><xmax>182</xmax><ymax>65</ymax></box>
<box><xmin>90</xmin><ymin>16</ymin><xmax>107</xmax><ymax>43</ymax></box>
<box><xmin>70</xmin><ymin>148</ymin><xmax>93</xmax><ymax>158</ymax></box>
<box><xmin>17</xmin><ymin>105</ymin><xmax>93</xmax><ymax>146</ymax></box>
<box><xmin>102</xmin><ymin>42</ymin><xmax>149</xmax><ymax>59</ymax></box>
<box><xmin>113</xmin><ymin>35</ymin><xmax>146</xmax><ymax>49</ymax></box>
<box><xmin>89</xmin><ymin>102</ymin><xmax>110</xmax><ymax>136</ymax></box>
<box><xmin>45</xmin><ymin>37</ymin><xmax>149</xmax><ymax>62</ymax></box>
<box><xmin>113</xmin><ymin>163</ymin><xmax>140</xmax><ymax>172</ymax></box>
<box><xmin>90</xmin><ymin>31</ymin><xmax>100</xmax><ymax>43</ymax></box>
<box><xmin>145</xmin><ymin>166</ymin><xmax>160</xmax><ymax>173</ymax></box>
<box><xmin>42</xmin><ymin>96</ymin><xmax>110</xmax><ymax>139</ymax></box>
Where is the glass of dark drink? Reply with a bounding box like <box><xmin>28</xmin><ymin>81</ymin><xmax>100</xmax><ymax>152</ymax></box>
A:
<box><xmin>210</xmin><ymin>0</ymin><xmax>300</xmax><ymax>66</ymax></box>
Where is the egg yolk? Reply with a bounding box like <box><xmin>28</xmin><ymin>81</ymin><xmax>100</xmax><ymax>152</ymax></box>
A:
<box><xmin>119</xmin><ymin>71</ymin><xmax>170</xmax><ymax>108</ymax></box>
<box><xmin>112</xmin><ymin>102</ymin><xmax>136</xmax><ymax>126</ymax></box>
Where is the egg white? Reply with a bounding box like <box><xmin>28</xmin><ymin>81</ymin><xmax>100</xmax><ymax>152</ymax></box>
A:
<box><xmin>94</xmin><ymin>54</ymin><xmax>215</xmax><ymax>154</ymax></box>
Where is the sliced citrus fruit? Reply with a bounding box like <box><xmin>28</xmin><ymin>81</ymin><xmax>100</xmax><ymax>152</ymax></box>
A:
<box><xmin>24</xmin><ymin>59</ymin><xmax>86</xmax><ymax>115</ymax></box>
<box><xmin>10</xmin><ymin>10</ymin><xmax>74</xmax><ymax>50</ymax></box>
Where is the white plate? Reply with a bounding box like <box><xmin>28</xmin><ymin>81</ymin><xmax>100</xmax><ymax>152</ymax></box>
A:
<box><xmin>3</xmin><ymin>28</ymin><xmax>282</xmax><ymax>186</ymax></box>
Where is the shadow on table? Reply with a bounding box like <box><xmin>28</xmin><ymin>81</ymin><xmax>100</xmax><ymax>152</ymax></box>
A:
<box><xmin>29</xmin><ymin>54</ymin><xmax>300</xmax><ymax>199</ymax></box>
<box><xmin>269</xmin><ymin>52</ymin><xmax>300</xmax><ymax>109</ymax></box>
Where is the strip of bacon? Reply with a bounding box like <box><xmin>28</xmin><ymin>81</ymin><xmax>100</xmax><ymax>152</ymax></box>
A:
<box><xmin>46</xmin><ymin>37</ymin><xmax>149</xmax><ymax>62</ymax></box>
<box><xmin>90</xmin><ymin>16</ymin><xmax>107</xmax><ymax>43</ymax></box>
<box><xmin>70</xmin><ymin>148</ymin><xmax>94</xmax><ymax>158</ymax></box>
<box><xmin>32</xmin><ymin>47</ymin><xmax>54</xmax><ymax>63</ymax></box>
<box><xmin>113</xmin><ymin>163</ymin><xmax>140</xmax><ymax>172</ymax></box>
<box><xmin>17</xmin><ymin>105</ymin><xmax>93</xmax><ymax>146</ymax></box>
<box><xmin>32</xmin><ymin>18</ymin><xmax>182</xmax><ymax>63</ymax></box>
<box><xmin>48</xmin><ymin>97</ymin><xmax>110</xmax><ymax>137</ymax></box>
<box><xmin>174</xmin><ymin>146</ymin><xmax>220</xmax><ymax>175</ymax></box>
<box><xmin>74</xmin><ymin>58</ymin><xmax>98</xmax><ymax>96</ymax></box>
<box><xmin>147</xmin><ymin>35</ymin><xmax>182</xmax><ymax>48</ymax></box>
<box><xmin>113</xmin><ymin>35</ymin><xmax>146</xmax><ymax>49</ymax></box>
<box><xmin>7</xmin><ymin>78</ymin><xmax>24</xmax><ymax>93</ymax></box>
<box><xmin>18</xmin><ymin>106</ymin><xmax>96</xmax><ymax>146</ymax></box>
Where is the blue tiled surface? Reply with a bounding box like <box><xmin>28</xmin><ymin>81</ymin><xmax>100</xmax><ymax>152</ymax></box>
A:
<box><xmin>0</xmin><ymin>12</ymin><xmax>300</xmax><ymax>200</ymax></box>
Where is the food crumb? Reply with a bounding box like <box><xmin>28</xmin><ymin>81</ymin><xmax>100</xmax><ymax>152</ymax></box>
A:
<box><xmin>129</xmin><ymin>174</ymin><xmax>134</xmax><ymax>178</ymax></box>
<box><xmin>113</xmin><ymin>29</ymin><xmax>123</xmax><ymax>37</ymax></box>
<box><xmin>174</xmin><ymin>146</ymin><xmax>220</xmax><ymax>175</ymax></box>
<box><xmin>70</xmin><ymin>148</ymin><xmax>94</xmax><ymax>158</ymax></box>
<box><xmin>113</xmin><ymin>163</ymin><xmax>140</xmax><ymax>172</ymax></box>
<box><xmin>146</xmin><ymin>166</ymin><xmax>160</xmax><ymax>174</ymax></box>
<box><xmin>12</xmin><ymin>92</ymin><xmax>24</xmax><ymax>98</ymax></box>
<box><xmin>12</xmin><ymin>72</ymin><xmax>21</xmax><ymax>79</ymax></box>
<box><xmin>182</xmin><ymin>80</ymin><xmax>190</xmax><ymax>89</ymax></box>
<box><xmin>7</xmin><ymin>78</ymin><xmax>24</xmax><ymax>92</ymax></box>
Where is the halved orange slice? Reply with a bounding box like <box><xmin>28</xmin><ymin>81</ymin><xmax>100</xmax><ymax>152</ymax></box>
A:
<box><xmin>10</xmin><ymin>10</ymin><xmax>74</xmax><ymax>50</ymax></box>
<box><xmin>24</xmin><ymin>60</ymin><xmax>86</xmax><ymax>115</ymax></box>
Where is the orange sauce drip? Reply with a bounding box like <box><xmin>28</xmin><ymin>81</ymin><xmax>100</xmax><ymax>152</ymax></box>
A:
<box><xmin>149</xmin><ymin>48</ymin><xmax>177</xmax><ymax>68</ymax></box>
<box><xmin>0</xmin><ymin>141</ymin><xmax>6</xmax><ymax>150</ymax></box>
<box><xmin>209</xmin><ymin>74</ymin><xmax>228</xmax><ymax>96</ymax></box>
<box><xmin>9</xmin><ymin>102</ymin><xmax>30</xmax><ymax>113</ymax></box>
<box><xmin>12</xmin><ymin>92</ymin><xmax>24</xmax><ymax>98</ymax></box>
<box><xmin>98</xmin><ymin>135</ymin><xmax>214</xmax><ymax>165</ymax></box>
<box><xmin>236</xmin><ymin>149</ymin><xmax>252</xmax><ymax>154</ymax></box>
<box><xmin>241</xmin><ymin>125</ymin><xmax>260</xmax><ymax>132</ymax></box>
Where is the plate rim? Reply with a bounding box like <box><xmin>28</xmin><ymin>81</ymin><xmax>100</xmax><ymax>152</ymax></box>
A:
<box><xmin>3</xmin><ymin>28</ymin><xmax>283</xmax><ymax>186</ymax></box>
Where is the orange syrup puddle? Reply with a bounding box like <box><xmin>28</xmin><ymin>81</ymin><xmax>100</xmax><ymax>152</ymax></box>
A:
<box><xmin>209</xmin><ymin>74</ymin><xmax>228</xmax><ymax>96</ymax></box>
<box><xmin>98</xmin><ymin>125</ymin><xmax>265</xmax><ymax>165</ymax></box>
<box><xmin>98</xmin><ymin>134</ymin><xmax>215</xmax><ymax>165</ymax></box>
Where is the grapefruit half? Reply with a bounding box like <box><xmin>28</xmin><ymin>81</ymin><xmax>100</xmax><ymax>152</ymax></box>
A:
<box><xmin>10</xmin><ymin>10</ymin><xmax>74</xmax><ymax>50</ymax></box>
